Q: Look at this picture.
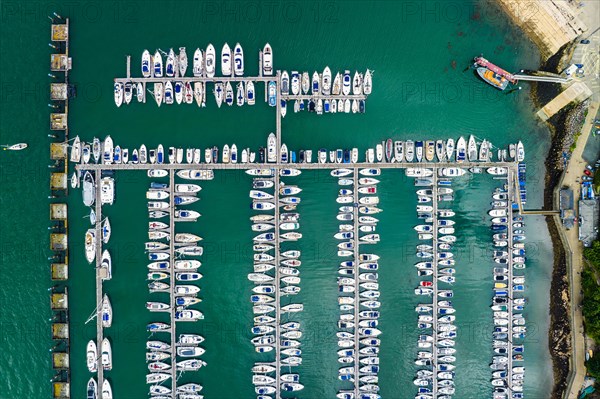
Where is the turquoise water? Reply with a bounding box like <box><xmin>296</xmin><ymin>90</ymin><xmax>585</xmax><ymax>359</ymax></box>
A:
<box><xmin>0</xmin><ymin>1</ymin><xmax>555</xmax><ymax>398</ymax></box>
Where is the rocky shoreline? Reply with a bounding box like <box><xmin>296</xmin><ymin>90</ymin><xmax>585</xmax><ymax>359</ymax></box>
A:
<box><xmin>531</xmin><ymin>43</ymin><xmax>589</xmax><ymax>398</ymax></box>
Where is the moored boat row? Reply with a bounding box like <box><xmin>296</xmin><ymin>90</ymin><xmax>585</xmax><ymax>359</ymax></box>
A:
<box><xmin>144</xmin><ymin>171</ymin><xmax>206</xmax><ymax>394</ymax></box>
<box><xmin>409</xmin><ymin>169</ymin><xmax>458</xmax><ymax>399</ymax></box>
<box><xmin>334</xmin><ymin>167</ymin><xmax>383</xmax><ymax>399</ymax></box>
<box><xmin>248</xmin><ymin>167</ymin><xmax>305</xmax><ymax>397</ymax></box>
<box><xmin>488</xmin><ymin>181</ymin><xmax>527</xmax><ymax>398</ymax></box>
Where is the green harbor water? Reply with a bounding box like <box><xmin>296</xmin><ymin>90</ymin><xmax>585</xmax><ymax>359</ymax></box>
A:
<box><xmin>0</xmin><ymin>1</ymin><xmax>556</xmax><ymax>398</ymax></box>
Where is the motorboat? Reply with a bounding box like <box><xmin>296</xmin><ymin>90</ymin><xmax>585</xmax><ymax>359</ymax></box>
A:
<box><xmin>165</xmin><ymin>48</ymin><xmax>176</xmax><ymax>77</ymax></box>
<box><xmin>311</xmin><ymin>71</ymin><xmax>320</xmax><ymax>94</ymax></box>
<box><xmin>87</xmin><ymin>340</ymin><xmax>97</xmax><ymax>372</ymax></box>
<box><xmin>82</xmin><ymin>171</ymin><xmax>95</xmax><ymax>206</ymax></box>
<box><xmin>141</xmin><ymin>49</ymin><xmax>151</xmax><ymax>77</ymax></box>
<box><xmin>123</xmin><ymin>82</ymin><xmax>132</xmax><ymax>104</ymax></box>
<box><xmin>322</xmin><ymin>66</ymin><xmax>332</xmax><ymax>95</ymax></box>
<box><xmin>100</xmin><ymin>250</ymin><xmax>112</xmax><ymax>280</ymax></box>
<box><xmin>100</xmin><ymin>177</ymin><xmax>114</xmax><ymax>205</ymax></box>
<box><xmin>164</xmin><ymin>81</ymin><xmax>174</xmax><ymax>105</ymax></box>
<box><xmin>517</xmin><ymin>141</ymin><xmax>525</xmax><ymax>162</ymax></box>
<box><xmin>394</xmin><ymin>141</ymin><xmax>404</xmax><ymax>162</ymax></box>
<box><xmin>219</xmin><ymin>43</ymin><xmax>232</xmax><ymax>76</ymax></box>
<box><xmin>375</xmin><ymin>143</ymin><xmax>383</xmax><ymax>162</ymax></box>
<box><xmin>87</xmin><ymin>378</ymin><xmax>97</xmax><ymax>399</ymax></box>
<box><xmin>205</xmin><ymin>43</ymin><xmax>216</xmax><ymax>77</ymax></box>
<box><xmin>174</xmin><ymin>81</ymin><xmax>184</xmax><ymax>104</ymax></box>
<box><xmin>85</xmin><ymin>229</ymin><xmax>96</xmax><ymax>263</ymax></box>
<box><xmin>192</xmin><ymin>48</ymin><xmax>203</xmax><ymax>76</ymax></box>
<box><xmin>405</xmin><ymin>140</ymin><xmax>415</xmax><ymax>162</ymax></box>
<box><xmin>262</xmin><ymin>43</ymin><xmax>273</xmax><ymax>75</ymax></box>
<box><xmin>101</xmin><ymin>338</ymin><xmax>112</xmax><ymax>370</ymax></box>
<box><xmin>101</xmin><ymin>380</ymin><xmax>112</xmax><ymax>399</ymax></box>
<box><xmin>468</xmin><ymin>135</ymin><xmax>478</xmax><ymax>161</ymax></box>
<box><xmin>113</xmin><ymin>82</ymin><xmax>123</xmax><ymax>107</ymax></box>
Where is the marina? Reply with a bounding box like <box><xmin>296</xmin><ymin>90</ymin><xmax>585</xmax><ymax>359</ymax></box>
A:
<box><xmin>72</xmin><ymin>133</ymin><xmax>528</xmax><ymax>399</ymax></box>
<box><xmin>3</xmin><ymin>2</ymin><xmax>583</xmax><ymax>398</ymax></box>
<box><xmin>113</xmin><ymin>45</ymin><xmax>370</xmax><ymax>116</ymax></box>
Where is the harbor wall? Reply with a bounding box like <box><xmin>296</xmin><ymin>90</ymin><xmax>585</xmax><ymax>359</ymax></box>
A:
<box><xmin>495</xmin><ymin>0</ymin><xmax>587</xmax><ymax>60</ymax></box>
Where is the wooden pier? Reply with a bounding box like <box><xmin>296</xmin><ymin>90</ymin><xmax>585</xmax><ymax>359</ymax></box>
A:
<box><xmin>273</xmin><ymin>170</ymin><xmax>282</xmax><ymax>399</ymax></box>
<box><xmin>352</xmin><ymin>168</ymin><xmax>360</xmax><ymax>398</ymax></box>
<box><xmin>115</xmin><ymin>76</ymin><xmax>275</xmax><ymax>84</ymax></box>
<box><xmin>94</xmin><ymin>170</ymin><xmax>105</xmax><ymax>393</ymax></box>
<box><xmin>507</xmin><ymin>168</ymin><xmax>515</xmax><ymax>393</ymax></box>
<box><xmin>431</xmin><ymin>172</ymin><xmax>439</xmax><ymax>396</ymax></box>
<box><xmin>76</xmin><ymin>160</ymin><xmax>520</xmax><ymax>172</ymax></box>
<box><xmin>168</xmin><ymin>170</ymin><xmax>177</xmax><ymax>394</ymax></box>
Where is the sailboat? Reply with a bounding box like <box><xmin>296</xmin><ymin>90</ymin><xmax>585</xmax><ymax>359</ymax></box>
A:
<box><xmin>178</xmin><ymin>47</ymin><xmax>188</xmax><ymax>77</ymax></box>
<box><xmin>193</xmin><ymin>82</ymin><xmax>203</xmax><ymax>107</ymax></box>
<box><xmin>70</xmin><ymin>136</ymin><xmax>81</xmax><ymax>162</ymax></box>
<box><xmin>101</xmin><ymin>294</ymin><xmax>112</xmax><ymax>328</ymax></box>
<box><xmin>153</xmin><ymin>50</ymin><xmax>163</xmax><ymax>78</ymax></box>
<box><xmin>456</xmin><ymin>137</ymin><xmax>466</xmax><ymax>163</ymax></box>
<box><xmin>363</xmin><ymin>69</ymin><xmax>372</xmax><ymax>94</ymax></box>
<box><xmin>141</xmin><ymin>49</ymin><xmax>151</xmax><ymax>77</ymax></box>
<box><xmin>3</xmin><ymin>142</ymin><xmax>28</xmax><ymax>151</ymax></box>
<box><xmin>154</xmin><ymin>82</ymin><xmax>163</xmax><ymax>107</ymax></box>
<box><xmin>192</xmin><ymin>48</ymin><xmax>203</xmax><ymax>76</ymax></box>
<box><xmin>165</xmin><ymin>48</ymin><xmax>175</xmax><ymax>77</ymax></box>
<box><xmin>214</xmin><ymin>82</ymin><xmax>224</xmax><ymax>107</ymax></box>
<box><xmin>225</xmin><ymin>82</ymin><xmax>234</xmax><ymax>106</ymax></box>
<box><xmin>467</xmin><ymin>135</ymin><xmax>478</xmax><ymax>161</ymax></box>
<box><xmin>236</xmin><ymin>82</ymin><xmax>245</xmax><ymax>106</ymax></box>
<box><xmin>102</xmin><ymin>218</ymin><xmax>111</xmax><ymax>243</ymax></box>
